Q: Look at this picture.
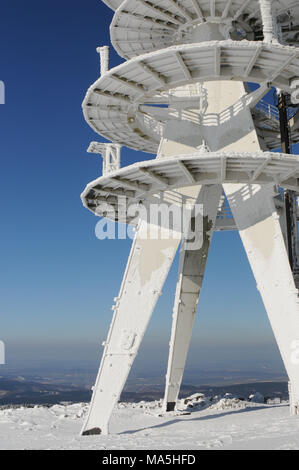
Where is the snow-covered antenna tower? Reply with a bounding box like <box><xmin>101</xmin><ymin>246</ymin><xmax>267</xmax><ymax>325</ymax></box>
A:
<box><xmin>81</xmin><ymin>0</ymin><xmax>299</xmax><ymax>435</ymax></box>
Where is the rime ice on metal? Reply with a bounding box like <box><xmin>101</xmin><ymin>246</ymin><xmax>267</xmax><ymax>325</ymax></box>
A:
<box><xmin>80</xmin><ymin>0</ymin><xmax>299</xmax><ymax>435</ymax></box>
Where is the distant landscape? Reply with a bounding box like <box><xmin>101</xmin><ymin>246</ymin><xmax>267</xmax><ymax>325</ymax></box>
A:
<box><xmin>0</xmin><ymin>366</ymin><xmax>289</xmax><ymax>407</ymax></box>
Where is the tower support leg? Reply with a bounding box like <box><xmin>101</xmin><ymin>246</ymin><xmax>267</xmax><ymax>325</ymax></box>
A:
<box><xmin>163</xmin><ymin>185</ymin><xmax>222</xmax><ymax>412</ymax></box>
<box><xmin>223</xmin><ymin>182</ymin><xmax>299</xmax><ymax>415</ymax></box>
<box><xmin>81</xmin><ymin>220</ymin><xmax>181</xmax><ymax>435</ymax></box>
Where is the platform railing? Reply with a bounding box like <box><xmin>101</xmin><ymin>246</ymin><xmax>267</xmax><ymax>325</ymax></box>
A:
<box><xmin>255</xmin><ymin>100</ymin><xmax>280</xmax><ymax>121</ymax></box>
<box><xmin>255</xmin><ymin>99</ymin><xmax>299</xmax><ymax>122</ymax></box>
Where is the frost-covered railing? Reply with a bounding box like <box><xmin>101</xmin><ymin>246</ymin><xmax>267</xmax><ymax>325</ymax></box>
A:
<box><xmin>137</xmin><ymin>112</ymin><xmax>164</xmax><ymax>138</ymax></box>
<box><xmin>255</xmin><ymin>99</ymin><xmax>299</xmax><ymax>122</ymax></box>
<box><xmin>215</xmin><ymin>198</ymin><xmax>236</xmax><ymax>230</ymax></box>
<box><xmin>140</xmin><ymin>96</ymin><xmax>299</xmax><ymax>138</ymax></box>
<box><xmin>216</xmin><ymin>199</ymin><xmax>234</xmax><ymax>221</ymax></box>
<box><xmin>255</xmin><ymin>100</ymin><xmax>279</xmax><ymax>121</ymax></box>
<box><xmin>288</xmin><ymin>106</ymin><xmax>299</xmax><ymax>121</ymax></box>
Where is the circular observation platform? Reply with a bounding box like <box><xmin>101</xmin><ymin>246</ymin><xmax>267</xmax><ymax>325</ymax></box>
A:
<box><xmin>81</xmin><ymin>151</ymin><xmax>299</xmax><ymax>219</ymax></box>
<box><xmin>83</xmin><ymin>40</ymin><xmax>299</xmax><ymax>153</ymax></box>
<box><xmin>105</xmin><ymin>0</ymin><xmax>299</xmax><ymax>59</ymax></box>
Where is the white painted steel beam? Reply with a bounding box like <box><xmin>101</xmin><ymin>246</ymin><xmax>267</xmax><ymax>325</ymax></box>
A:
<box><xmin>163</xmin><ymin>184</ymin><xmax>222</xmax><ymax>411</ymax></box>
<box><xmin>224</xmin><ymin>182</ymin><xmax>299</xmax><ymax>415</ymax></box>
<box><xmin>174</xmin><ymin>51</ymin><xmax>192</xmax><ymax>80</ymax></box>
<box><xmin>81</xmin><ymin>219</ymin><xmax>181</xmax><ymax>435</ymax></box>
<box><xmin>190</xmin><ymin>0</ymin><xmax>204</xmax><ymax>20</ymax></box>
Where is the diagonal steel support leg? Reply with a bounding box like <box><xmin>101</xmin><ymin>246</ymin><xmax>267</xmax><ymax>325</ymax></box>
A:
<box><xmin>223</xmin><ymin>182</ymin><xmax>299</xmax><ymax>416</ymax></box>
<box><xmin>163</xmin><ymin>185</ymin><xmax>222</xmax><ymax>412</ymax></box>
<box><xmin>81</xmin><ymin>219</ymin><xmax>181</xmax><ymax>435</ymax></box>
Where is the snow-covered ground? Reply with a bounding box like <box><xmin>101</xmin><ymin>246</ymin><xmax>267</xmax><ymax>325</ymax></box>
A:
<box><xmin>0</xmin><ymin>394</ymin><xmax>299</xmax><ymax>450</ymax></box>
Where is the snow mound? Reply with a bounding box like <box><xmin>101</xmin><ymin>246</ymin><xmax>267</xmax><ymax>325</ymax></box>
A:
<box><xmin>248</xmin><ymin>392</ymin><xmax>264</xmax><ymax>404</ymax></box>
<box><xmin>210</xmin><ymin>398</ymin><xmax>246</xmax><ymax>411</ymax></box>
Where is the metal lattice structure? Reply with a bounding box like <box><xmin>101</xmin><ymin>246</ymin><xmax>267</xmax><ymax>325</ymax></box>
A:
<box><xmin>81</xmin><ymin>0</ymin><xmax>299</xmax><ymax>435</ymax></box>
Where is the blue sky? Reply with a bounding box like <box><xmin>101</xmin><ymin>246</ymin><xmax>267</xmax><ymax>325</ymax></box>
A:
<box><xmin>0</xmin><ymin>0</ymin><xmax>287</xmax><ymax>378</ymax></box>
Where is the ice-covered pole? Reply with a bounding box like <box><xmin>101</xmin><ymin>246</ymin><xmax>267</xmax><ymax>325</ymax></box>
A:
<box><xmin>96</xmin><ymin>46</ymin><xmax>110</xmax><ymax>76</ymax></box>
<box><xmin>259</xmin><ymin>0</ymin><xmax>278</xmax><ymax>43</ymax></box>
